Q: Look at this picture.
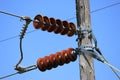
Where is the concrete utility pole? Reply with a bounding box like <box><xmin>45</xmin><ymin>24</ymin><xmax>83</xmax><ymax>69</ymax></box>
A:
<box><xmin>76</xmin><ymin>0</ymin><xmax>95</xmax><ymax>80</ymax></box>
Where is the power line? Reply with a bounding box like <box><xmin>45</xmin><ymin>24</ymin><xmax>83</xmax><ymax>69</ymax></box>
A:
<box><xmin>68</xmin><ymin>1</ymin><xmax>120</xmax><ymax>20</ymax></box>
<box><xmin>91</xmin><ymin>2</ymin><xmax>120</xmax><ymax>13</ymax></box>
<box><xmin>0</xmin><ymin>64</ymin><xmax>37</xmax><ymax>79</ymax></box>
<box><xmin>0</xmin><ymin>72</ymin><xmax>18</xmax><ymax>80</ymax></box>
<box><xmin>0</xmin><ymin>1</ymin><xmax>120</xmax><ymax>43</ymax></box>
<box><xmin>0</xmin><ymin>35</ymin><xmax>18</xmax><ymax>43</ymax></box>
<box><xmin>0</xmin><ymin>30</ymin><xmax>37</xmax><ymax>43</ymax></box>
<box><xmin>0</xmin><ymin>10</ymin><xmax>22</xmax><ymax>19</ymax></box>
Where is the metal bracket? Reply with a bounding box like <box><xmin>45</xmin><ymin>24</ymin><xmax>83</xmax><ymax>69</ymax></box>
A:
<box><xmin>80</xmin><ymin>27</ymin><xmax>92</xmax><ymax>34</ymax></box>
<box><xmin>75</xmin><ymin>27</ymin><xmax>92</xmax><ymax>35</ymax></box>
<box><xmin>75</xmin><ymin>27</ymin><xmax>92</xmax><ymax>42</ymax></box>
<box><xmin>80</xmin><ymin>48</ymin><xmax>104</xmax><ymax>62</ymax></box>
<box><xmin>21</xmin><ymin>16</ymin><xmax>32</xmax><ymax>21</ymax></box>
<box><xmin>80</xmin><ymin>44</ymin><xmax>94</xmax><ymax>51</ymax></box>
<box><xmin>14</xmin><ymin>65</ymin><xmax>37</xmax><ymax>74</ymax></box>
<box><xmin>75</xmin><ymin>43</ymin><xmax>104</xmax><ymax>62</ymax></box>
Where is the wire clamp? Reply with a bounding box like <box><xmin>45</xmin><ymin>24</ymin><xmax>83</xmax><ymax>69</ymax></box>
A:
<box><xmin>14</xmin><ymin>65</ymin><xmax>37</xmax><ymax>74</ymax></box>
<box><xmin>80</xmin><ymin>44</ymin><xmax>94</xmax><ymax>51</ymax></box>
<box><xmin>75</xmin><ymin>44</ymin><xmax>104</xmax><ymax>62</ymax></box>
<box><xmin>76</xmin><ymin>27</ymin><xmax>92</xmax><ymax>42</ymax></box>
<box><xmin>21</xmin><ymin>16</ymin><xmax>32</xmax><ymax>22</ymax></box>
<box><xmin>76</xmin><ymin>27</ymin><xmax>92</xmax><ymax>35</ymax></box>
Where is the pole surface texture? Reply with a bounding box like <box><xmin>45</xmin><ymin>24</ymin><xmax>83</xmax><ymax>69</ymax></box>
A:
<box><xmin>76</xmin><ymin>0</ymin><xmax>95</xmax><ymax>80</ymax></box>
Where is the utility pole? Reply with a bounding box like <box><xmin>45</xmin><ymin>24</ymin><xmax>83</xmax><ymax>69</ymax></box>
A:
<box><xmin>76</xmin><ymin>0</ymin><xmax>95</xmax><ymax>80</ymax></box>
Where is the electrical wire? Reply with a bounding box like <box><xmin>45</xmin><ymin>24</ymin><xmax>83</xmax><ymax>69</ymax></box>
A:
<box><xmin>65</xmin><ymin>1</ymin><xmax>120</xmax><ymax>22</ymax></box>
<box><xmin>0</xmin><ymin>65</ymin><xmax>37</xmax><ymax>80</ymax></box>
<box><xmin>0</xmin><ymin>17</ymin><xmax>37</xmax><ymax>80</ymax></box>
<box><xmin>0</xmin><ymin>35</ymin><xmax>18</xmax><ymax>43</ymax></box>
<box><xmin>91</xmin><ymin>32</ymin><xmax>120</xmax><ymax>79</ymax></box>
<box><xmin>0</xmin><ymin>72</ymin><xmax>19</xmax><ymax>80</ymax></box>
<box><xmin>101</xmin><ymin>53</ymin><xmax>120</xmax><ymax>79</ymax></box>
<box><xmin>0</xmin><ymin>10</ymin><xmax>22</xmax><ymax>19</ymax></box>
<box><xmin>0</xmin><ymin>30</ymin><xmax>36</xmax><ymax>43</ymax></box>
<box><xmin>15</xmin><ymin>38</ymin><xmax>23</xmax><ymax>67</ymax></box>
<box><xmin>79</xmin><ymin>31</ymin><xmax>120</xmax><ymax>79</ymax></box>
<box><xmin>91</xmin><ymin>2</ymin><xmax>120</xmax><ymax>13</ymax></box>
<box><xmin>104</xmin><ymin>61</ymin><xmax>120</xmax><ymax>73</ymax></box>
<box><xmin>15</xmin><ymin>17</ymin><xmax>32</xmax><ymax>68</ymax></box>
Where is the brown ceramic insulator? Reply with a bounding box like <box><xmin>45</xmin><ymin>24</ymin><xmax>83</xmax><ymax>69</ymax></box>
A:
<box><xmin>61</xmin><ymin>21</ymin><xmax>69</xmax><ymax>35</ymax></box>
<box><xmin>43</xmin><ymin>56</ymin><xmax>52</xmax><ymax>70</ymax></box>
<box><xmin>54</xmin><ymin>19</ymin><xmax>63</xmax><ymax>34</ymax></box>
<box><xmin>37</xmin><ymin>58</ymin><xmax>46</xmax><ymax>72</ymax></box>
<box><xmin>67</xmin><ymin>48</ymin><xmax>77</xmax><ymax>61</ymax></box>
<box><xmin>55</xmin><ymin>52</ymin><xmax>64</xmax><ymax>66</ymax></box>
<box><xmin>33</xmin><ymin>14</ymin><xmax>44</xmax><ymax>29</ymax></box>
<box><xmin>37</xmin><ymin>48</ymin><xmax>77</xmax><ymax>72</ymax></box>
<box><xmin>67</xmin><ymin>22</ymin><xmax>76</xmax><ymax>37</ymax></box>
<box><xmin>41</xmin><ymin>16</ymin><xmax>50</xmax><ymax>31</ymax></box>
<box><xmin>49</xmin><ymin>54</ymin><xmax>58</xmax><ymax>68</ymax></box>
<box><xmin>48</xmin><ymin>18</ymin><xmax>56</xmax><ymax>32</ymax></box>
<box><xmin>61</xmin><ymin>50</ymin><xmax>70</xmax><ymax>64</ymax></box>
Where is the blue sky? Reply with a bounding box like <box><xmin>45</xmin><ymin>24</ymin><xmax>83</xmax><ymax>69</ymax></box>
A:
<box><xmin>0</xmin><ymin>0</ymin><xmax>120</xmax><ymax>80</ymax></box>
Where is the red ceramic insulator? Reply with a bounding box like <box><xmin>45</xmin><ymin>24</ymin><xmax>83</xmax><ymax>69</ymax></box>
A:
<box><xmin>33</xmin><ymin>14</ymin><xmax>44</xmax><ymax>29</ymax></box>
<box><xmin>67</xmin><ymin>48</ymin><xmax>77</xmax><ymax>61</ymax></box>
<box><xmin>43</xmin><ymin>56</ymin><xmax>52</xmax><ymax>70</ymax></box>
<box><xmin>55</xmin><ymin>52</ymin><xmax>64</xmax><ymax>66</ymax></box>
<box><xmin>61</xmin><ymin>21</ymin><xmax>69</xmax><ymax>35</ymax></box>
<box><xmin>61</xmin><ymin>50</ymin><xmax>70</xmax><ymax>64</ymax></box>
<box><xmin>48</xmin><ymin>18</ymin><xmax>56</xmax><ymax>32</ymax></box>
<box><xmin>67</xmin><ymin>22</ymin><xmax>76</xmax><ymax>37</ymax></box>
<box><xmin>41</xmin><ymin>16</ymin><xmax>50</xmax><ymax>31</ymax></box>
<box><xmin>37</xmin><ymin>48</ymin><xmax>77</xmax><ymax>72</ymax></box>
<box><xmin>37</xmin><ymin>58</ymin><xmax>46</xmax><ymax>71</ymax></box>
<box><xmin>49</xmin><ymin>54</ymin><xmax>58</xmax><ymax>68</ymax></box>
<box><xmin>54</xmin><ymin>19</ymin><xmax>63</xmax><ymax>34</ymax></box>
